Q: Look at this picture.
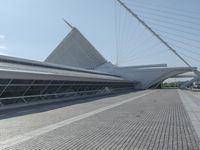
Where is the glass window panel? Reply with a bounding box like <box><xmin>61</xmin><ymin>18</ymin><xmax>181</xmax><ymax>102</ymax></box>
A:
<box><xmin>76</xmin><ymin>85</ymin><xmax>87</xmax><ymax>92</ymax></box>
<box><xmin>3</xmin><ymin>86</ymin><xmax>28</xmax><ymax>92</ymax></box>
<box><xmin>1</xmin><ymin>98</ymin><xmax>24</xmax><ymax>105</ymax></box>
<box><xmin>43</xmin><ymin>86</ymin><xmax>60</xmax><ymax>94</ymax></box>
<box><xmin>60</xmin><ymin>85</ymin><xmax>75</xmax><ymax>93</ymax></box>
<box><xmin>11</xmin><ymin>79</ymin><xmax>33</xmax><ymax>84</ymax></box>
<box><xmin>51</xmin><ymin>80</ymin><xmax>64</xmax><ymax>84</ymax></box>
<box><xmin>34</xmin><ymin>80</ymin><xmax>51</xmax><ymax>84</ymax></box>
<box><xmin>0</xmin><ymin>86</ymin><xmax>5</xmax><ymax>92</ymax></box>
<box><xmin>0</xmin><ymin>79</ymin><xmax>10</xmax><ymax>85</ymax></box>
<box><xmin>25</xmin><ymin>86</ymin><xmax>46</xmax><ymax>96</ymax></box>
<box><xmin>1</xmin><ymin>86</ymin><xmax>29</xmax><ymax>97</ymax></box>
<box><xmin>25</xmin><ymin>96</ymin><xmax>42</xmax><ymax>102</ymax></box>
<box><xmin>70</xmin><ymin>85</ymin><xmax>82</xmax><ymax>92</ymax></box>
<box><xmin>63</xmin><ymin>81</ymin><xmax>72</xmax><ymax>84</ymax></box>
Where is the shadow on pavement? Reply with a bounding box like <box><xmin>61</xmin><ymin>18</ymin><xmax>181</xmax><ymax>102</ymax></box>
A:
<box><xmin>0</xmin><ymin>90</ymin><xmax>140</xmax><ymax>120</ymax></box>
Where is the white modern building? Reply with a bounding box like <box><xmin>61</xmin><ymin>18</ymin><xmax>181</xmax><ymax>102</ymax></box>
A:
<box><xmin>46</xmin><ymin>27</ymin><xmax>195</xmax><ymax>89</ymax></box>
<box><xmin>0</xmin><ymin>26</ymin><xmax>195</xmax><ymax>107</ymax></box>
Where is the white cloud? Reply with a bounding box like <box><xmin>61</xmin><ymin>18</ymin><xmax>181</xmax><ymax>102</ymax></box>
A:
<box><xmin>0</xmin><ymin>34</ymin><xmax>5</xmax><ymax>39</ymax></box>
<box><xmin>0</xmin><ymin>51</ymin><xmax>8</xmax><ymax>56</ymax></box>
<box><xmin>0</xmin><ymin>45</ymin><xmax>8</xmax><ymax>56</ymax></box>
<box><xmin>0</xmin><ymin>35</ymin><xmax>9</xmax><ymax>56</ymax></box>
<box><xmin>0</xmin><ymin>45</ymin><xmax>7</xmax><ymax>50</ymax></box>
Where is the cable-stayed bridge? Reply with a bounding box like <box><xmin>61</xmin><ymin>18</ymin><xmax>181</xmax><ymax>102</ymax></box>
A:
<box><xmin>114</xmin><ymin>0</ymin><xmax>200</xmax><ymax>69</ymax></box>
<box><xmin>114</xmin><ymin>0</ymin><xmax>200</xmax><ymax>86</ymax></box>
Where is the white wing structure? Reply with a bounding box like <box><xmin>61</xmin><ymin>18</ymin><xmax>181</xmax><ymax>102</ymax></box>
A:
<box><xmin>45</xmin><ymin>26</ymin><xmax>195</xmax><ymax>89</ymax></box>
<box><xmin>45</xmin><ymin>28</ymin><xmax>107</xmax><ymax>70</ymax></box>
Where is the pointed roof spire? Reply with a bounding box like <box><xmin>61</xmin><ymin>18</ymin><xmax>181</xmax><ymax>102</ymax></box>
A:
<box><xmin>62</xmin><ymin>18</ymin><xmax>74</xmax><ymax>29</ymax></box>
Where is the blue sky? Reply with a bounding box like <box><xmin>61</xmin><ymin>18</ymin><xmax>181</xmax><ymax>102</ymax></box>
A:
<box><xmin>0</xmin><ymin>0</ymin><xmax>116</xmax><ymax>61</ymax></box>
<box><xmin>0</xmin><ymin>0</ymin><xmax>200</xmax><ymax>68</ymax></box>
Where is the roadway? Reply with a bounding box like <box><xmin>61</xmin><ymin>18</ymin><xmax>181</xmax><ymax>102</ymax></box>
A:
<box><xmin>0</xmin><ymin>89</ymin><xmax>200</xmax><ymax>150</ymax></box>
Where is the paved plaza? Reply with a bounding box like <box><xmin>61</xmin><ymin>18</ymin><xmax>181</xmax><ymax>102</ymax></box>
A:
<box><xmin>0</xmin><ymin>89</ymin><xmax>200</xmax><ymax>150</ymax></box>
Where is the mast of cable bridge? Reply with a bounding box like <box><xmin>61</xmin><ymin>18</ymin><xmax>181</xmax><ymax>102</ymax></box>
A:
<box><xmin>62</xmin><ymin>18</ymin><xmax>74</xmax><ymax>29</ymax></box>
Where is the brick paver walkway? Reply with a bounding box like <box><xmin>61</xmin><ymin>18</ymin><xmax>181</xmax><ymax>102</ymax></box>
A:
<box><xmin>2</xmin><ymin>90</ymin><xmax>200</xmax><ymax>150</ymax></box>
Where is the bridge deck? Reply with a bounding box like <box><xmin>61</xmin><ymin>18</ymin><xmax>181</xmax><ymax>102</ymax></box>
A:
<box><xmin>0</xmin><ymin>90</ymin><xmax>200</xmax><ymax>150</ymax></box>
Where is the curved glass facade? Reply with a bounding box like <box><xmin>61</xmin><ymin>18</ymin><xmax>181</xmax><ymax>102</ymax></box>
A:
<box><xmin>0</xmin><ymin>79</ymin><xmax>135</xmax><ymax>106</ymax></box>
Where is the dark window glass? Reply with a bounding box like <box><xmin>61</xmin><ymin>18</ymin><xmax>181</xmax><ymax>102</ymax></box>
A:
<box><xmin>1</xmin><ymin>98</ymin><xmax>24</xmax><ymax>105</ymax></box>
<box><xmin>51</xmin><ymin>80</ymin><xmax>64</xmax><ymax>84</ymax></box>
<box><xmin>25</xmin><ymin>86</ymin><xmax>46</xmax><ymax>96</ymax></box>
<box><xmin>0</xmin><ymin>86</ymin><xmax>6</xmax><ymax>92</ymax></box>
<box><xmin>1</xmin><ymin>86</ymin><xmax>28</xmax><ymax>97</ymax></box>
<box><xmin>34</xmin><ymin>80</ymin><xmax>51</xmax><ymax>84</ymax></box>
<box><xmin>70</xmin><ymin>85</ymin><xmax>82</xmax><ymax>92</ymax></box>
<box><xmin>0</xmin><ymin>79</ymin><xmax>10</xmax><ymax>85</ymax></box>
<box><xmin>43</xmin><ymin>86</ymin><xmax>60</xmax><ymax>94</ymax></box>
<box><xmin>58</xmin><ymin>86</ymin><xmax>73</xmax><ymax>93</ymax></box>
<box><xmin>11</xmin><ymin>79</ymin><xmax>33</xmax><ymax>84</ymax></box>
<box><xmin>63</xmin><ymin>81</ymin><xmax>75</xmax><ymax>84</ymax></box>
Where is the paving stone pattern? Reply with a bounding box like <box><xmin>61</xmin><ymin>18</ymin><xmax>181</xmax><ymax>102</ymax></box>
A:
<box><xmin>4</xmin><ymin>90</ymin><xmax>200</xmax><ymax>150</ymax></box>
